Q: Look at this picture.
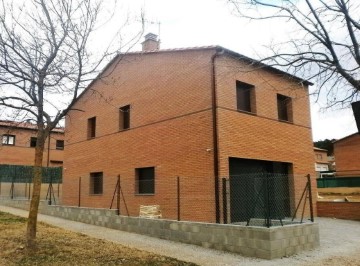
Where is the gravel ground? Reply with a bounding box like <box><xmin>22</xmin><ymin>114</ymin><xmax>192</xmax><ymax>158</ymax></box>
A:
<box><xmin>1</xmin><ymin>205</ymin><xmax>360</xmax><ymax>266</ymax></box>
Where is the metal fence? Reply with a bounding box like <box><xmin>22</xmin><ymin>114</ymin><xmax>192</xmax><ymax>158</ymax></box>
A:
<box><xmin>224</xmin><ymin>173</ymin><xmax>313</xmax><ymax>227</ymax></box>
<box><xmin>68</xmin><ymin>173</ymin><xmax>314</xmax><ymax>227</ymax></box>
<box><xmin>0</xmin><ymin>164</ymin><xmax>62</xmax><ymax>202</ymax></box>
<box><xmin>2</xmin><ymin>169</ymin><xmax>314</xmax><ymax>227</ymax></box>
<box><xmin>317</xmin><ymin>176</ymin><xmax>360</xmax><ymax>188</ymax></box>
<box><xmin>0</xmin><ymin>164</ymin><xmax>62</xmax><ymax>183</ymax></box>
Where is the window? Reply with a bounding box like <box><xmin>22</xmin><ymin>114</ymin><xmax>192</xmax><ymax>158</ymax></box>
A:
<box><xmin>2</xmin><ymin>134</ymin><xmax>15</xmax><ymax>145</ymax></box>
<box><xmin>136</xmin><ymin>167</ymin><xmax>155</xmax><ymax>194</ymax></box>
<box><xmin>87</xmin><ymin>117</ymin><xmax>96</xmax><ymax>139</ymax></box>
<box><xmin>119</xmin><ymin>105</ymin><xmax>130</xmax><ymax>130</ymax></box>
<box><xmin>30</xmin><ymin>137</ymin><xmax>37</xmax><ymax>147</ymax></box>
<box><xmin>277</xmin><ymin>94</ymin><xmax>293</xmax><ymax>122</ymax></box>
<box><xmin>236</xmin><ymin>81</ymin><xmax>255</xmax><ymax>113</ymax></box>
<box><xmin>56</xmin><ymin>140</ymin><xmax>64</xmax><ymax>150</ymax></box>
<box><xmin>90</xmin><ymin>172</ymin><xmax>103</xmax><ymax>195</ymax></box>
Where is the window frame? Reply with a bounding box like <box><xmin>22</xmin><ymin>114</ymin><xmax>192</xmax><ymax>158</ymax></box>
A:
<box><xmin>87</xmin><ymin>117</ymin><xmax>96</xmax><ymax>139</ymax></box>
<box><xmin>56</xmin><ymin>140</ymin><xmax>64</xmax><ymax>150</ymax></box>
<box><xmin>119</xmin><ymin>105</ymin><xmax>130</xmax><ymax>131</ymax></box>
<box><xmin>236</xmin><ymin>80</ymin><xmax>256</xmax><ymax>114</ymax></box>
<box><xmin>135</xmin><ymin>167</ymin><xmax>155</xmax><ymax>195</ymax></box>
<box><xmin>2</xmin><ymin>134</ymin><xmax>15</xmax><ymax>146</ymax></box>
<box><xmin>277</xmin><ymin>94</ymin><xmax>293</xmax><ymax>122</ymax></box>
<box><xmin>90</xmin><ymin>172</ymin><xmax>103</xmax><ymax>195</ymax></box>
<box><xmin>30</xmin><ymin>137</ymin><xmax>37</xmax><ymax>148</ymax></box>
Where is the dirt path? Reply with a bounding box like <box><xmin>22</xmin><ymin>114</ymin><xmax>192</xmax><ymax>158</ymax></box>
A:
<box><xmin>1</xmin><ymin>205</ymin><xmax>360</xmax><ymax>266</ymax></box>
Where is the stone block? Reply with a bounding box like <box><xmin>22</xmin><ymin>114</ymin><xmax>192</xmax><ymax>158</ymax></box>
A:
<box><xmin>255</xmin><ymin>249</ymin><xmax>271</xmax><ymax>260</ymax></box>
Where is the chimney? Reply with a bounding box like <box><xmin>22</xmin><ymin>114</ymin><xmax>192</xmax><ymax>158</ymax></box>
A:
<box><xmin>142</xmin><ymin>33</ymin><xmax>160</xmax><ymax>52</ymax></box>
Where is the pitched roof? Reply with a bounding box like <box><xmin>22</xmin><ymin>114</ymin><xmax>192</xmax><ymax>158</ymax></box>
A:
<box><xmin>0</xmin><ymin>120</ymin><xmax>64</xmax><ymax>133</ymax></box>
<box><xmin>333</xmin><ymin>132</ymin><xmax>360</xmax><ymax>144</ymax></box>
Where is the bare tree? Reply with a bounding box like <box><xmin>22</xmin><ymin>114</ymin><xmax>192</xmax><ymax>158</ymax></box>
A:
<box><xmin>227</xmin><ymin>0</ymin><xmax>360</xmax><ymax>108</ymax></box>
<box><xmin>0</xmin><ymin>0</ymin><xmax>143</xmax><ymax>247</ymax></box>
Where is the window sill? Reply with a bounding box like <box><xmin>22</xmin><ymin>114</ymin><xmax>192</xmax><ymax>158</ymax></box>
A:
<box><xmin>278</xmin><ymin>119</ymin><xmax>294</xmax><ymax>124</ymax></box>
<box><xmin>237</xmin><ymin>110</ymin><xmax>257</xmax><ymax>116</ymax></box>
<box><xmin>119</xmin><ymin>128</ymin><xmax>130</xmax><ymax>132</ymax></box>
<box><xmin>89</xmin><ymin>193</ymin><xmax>103</xmax><ymax>196</ymax></box>
<box><xmin>2</xmin><ymin>144</ymin><xmax>15</xmax><ymax>146</ymax></box>
<box><xmin>135</xmin><ymin>193</ymin><xmax>155</xmax><ymax>196</ymax></box>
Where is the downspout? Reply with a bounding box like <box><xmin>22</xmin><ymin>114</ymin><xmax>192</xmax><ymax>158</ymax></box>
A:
<box><xmin>211</xmin><ymin>47</ymin><xmax>224</xmax><ymax>223</ymax></box>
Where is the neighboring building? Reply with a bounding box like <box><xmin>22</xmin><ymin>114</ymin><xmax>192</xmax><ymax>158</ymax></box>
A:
<box><xmin>62</xmin><ymin>34</ymin><xmax>316</xmax><ymax>223</ymax></box>
<box><xmin>0</xmin><ymin>120</ymin><xmax>64</xmax><ymax>167</ymax></box>
<box><xmin>314</xmin><ymin>147</ymin><xmax>329</xmax><ymax>175</ymax></box>
<box><xmin>334</xmin><ymin>133</ymin><xmax>360</xmax><ymax>177</ymax></box>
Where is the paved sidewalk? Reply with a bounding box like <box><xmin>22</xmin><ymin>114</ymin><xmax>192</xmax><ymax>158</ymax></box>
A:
<box><xmin>1</xmin><ymin>205</ymin><xmax>360</xmax><ymax>266</ymax></box>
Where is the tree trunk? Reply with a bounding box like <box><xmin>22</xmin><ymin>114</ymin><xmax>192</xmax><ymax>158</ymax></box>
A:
<box><xmin>26</xmin><ymin>129</ymin><xmax>47</xmax><ymax>247</ymax></box>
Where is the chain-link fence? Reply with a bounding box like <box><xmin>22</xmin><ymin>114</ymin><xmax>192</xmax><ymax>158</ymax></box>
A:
<box><xmin>223</xmin><ymin>173</ymin><xmax>314</xmax><ymax>227</ymax></box>
<box><xmin>0</xmin><ymin>164</ymin><xmax>62</xmax><ymax>202</ymax></box>
<box><xmin>66</xmin><ymin>172</ymin><xmax>314</xmax><ymax>227</ymax></box>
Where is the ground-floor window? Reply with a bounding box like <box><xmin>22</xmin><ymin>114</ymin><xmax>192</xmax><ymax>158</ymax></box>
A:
<box><xmin>90</xmin><ymin>172</ymin><xmax>103</xmax><ymax>195</ymax></box>
<box><xmin>135</xmin><ymin>167</ymin><xmax>155</xmax><ymax>194</ymax></box>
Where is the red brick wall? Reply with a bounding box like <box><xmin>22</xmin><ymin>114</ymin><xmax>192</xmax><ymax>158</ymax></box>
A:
<box><xmin>64</xmin><ymin>49</ymin><xmax>217</xmax><ymax>222</ymax></box>
<box><xmin>63</xmin><ymin>48</ymin><xmax>316</xmax><ymax>222</ymax></box>
<box><xmin>0</xmin><ymin>127</ymin><xmax>64</xmax><ymax>167</ymax></box>
<box><xmin>317</xmin><ymin>201</ymin><xmax>360</xmax><ymax>220</ymax></box>
<box><xmin>215</xmin><ymin>55</ymin><xmax>316</xmax><ymax>217</ymax></box>
<box><xmin>334</xmin><ymin>134</ymin><xmax>360</xmax><ymax>176</ymax></box>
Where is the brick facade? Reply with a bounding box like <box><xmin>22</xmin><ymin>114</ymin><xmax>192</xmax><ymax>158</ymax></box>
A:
<box><xmin>334</xmin><ymin>133</ymin><xmax>360</xmax><ymax>176</ymax></box>
<box><xmin>317</xmin><ymin>201</ymin><xmax>360</xmax><ymax>220</ymax></box>
<box><xmin>0</xmin><ymin>121</ymin><xmax>64</xmax><ymax>167</ymax></box>
<box><xmin>63</xmin><ymin>46</ymin><xmax>316</xmax><ymax>222</ymax></box>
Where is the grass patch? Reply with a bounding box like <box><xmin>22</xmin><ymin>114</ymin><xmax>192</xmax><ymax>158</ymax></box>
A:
<box><xmin>0</xmin><ymin>211</ymin><xmax>197</xmax><ymax>266</ymax></box>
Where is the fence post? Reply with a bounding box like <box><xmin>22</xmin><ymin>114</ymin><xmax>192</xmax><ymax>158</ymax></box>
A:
<box><xmin>177</xmin><ymin>176</ymin><xmax>180</xmax><ymax>221</ymax></box>
<box><xmin>307</xmin><ymin>174</ymin><xmax>314</xmax><ymax>222</ymax></box>
<box><xmin>265</xmin><ymin>176</ymin><xmax>271</xmax><ymax>228</ymax></box>
<box><xmin>28</xmin><ymin>177</ymin><xmax>31</xmax><ymax>200</ymax></box>
<box><xmin>117</xmin><ymin>175</ymin><xmax>120</xmax><ymax>215</ymax></box>
<box><xmin>222</xmin><ymin>178</ymin><xmax>227</xmax><ymax>224</ymax></box>
<box><xmin>78</xmin><ymin>176</ymin><xmax>81</xmax><ymax>207</ymax></box>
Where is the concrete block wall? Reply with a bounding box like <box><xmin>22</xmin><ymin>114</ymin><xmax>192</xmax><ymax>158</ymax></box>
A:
<box><xmin>0</xmin><ymin>200</ymin><xmax>319</xmax><ymax>260</ymax></box>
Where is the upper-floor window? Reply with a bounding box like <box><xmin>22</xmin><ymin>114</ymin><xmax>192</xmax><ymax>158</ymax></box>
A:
<box><xmin>236</xmin><ymin>81</ymin><xmax>255</xmax><ymax>113</ymax></box>
<box><xmin>277</xmin><ymin>94</ymin><xmax>293</xmax><ymax>122</ymax></box>
<box><xmin>90</xmin><ymin>172</ymin><xmax>103</xmax><ymax>195</ymax></box>
<box><xmin>135</xmin><ymin>167</ymin><xmax>155</xmax><ymax>195</ymax></box>
<box><xmin>56</xmin><ymin>140</ymin><xmax>64</xmax><ymax>150</ymax></box>
<box><xmin>119</xmin><ymin>105</ymin><xmax>130</xmax><ymax>130</ymax></box>
<box><xmin>30</xmin><ymin>137</ymin><xmax>37</xmax><ymax>147</ymax></box>
<box><xmin>316</xmin><ymin>154</ymin><xmax>323</xmax><ymax>160</ymax></box>
<box><xmin>2</xmin><ymin>134</ymin><xmax>15</xmax><ymax>145</ymax></box>
<box><xmin>87</xmin><ymin>117</ymin><xmax>96</xmax><ymax>139</ymax></box>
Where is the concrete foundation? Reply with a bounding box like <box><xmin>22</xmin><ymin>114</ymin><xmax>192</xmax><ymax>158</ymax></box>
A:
<box><xmin>0</xmin><ymin>199</ymin><xmax>319</xmax><ymax>260</ymax></box>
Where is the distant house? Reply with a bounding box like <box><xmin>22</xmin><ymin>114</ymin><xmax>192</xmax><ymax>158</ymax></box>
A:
<box><xmin>62</xmin><ymin>33</ymin><xmax>316</xmax><ymax>223</ymax></box>
<box><xmin>333</xmin><ymin>133</ymin><xmax>360</xmax><ymax>177</ymax></box>
<box><xmin>0</xmin><ymin>120</ymin><xmax>64</xmax><ymax>167</ymax></box>
<box><xmin>314</xmin><ymin>147</ymin><xmax>329</xmax><ymax>173</ymax></box>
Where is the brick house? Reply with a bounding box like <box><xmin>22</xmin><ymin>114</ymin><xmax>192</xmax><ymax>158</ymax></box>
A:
<box><xmin>62</xmin><ymin>34</ymin><xmax>316</xmax><ymax>223</ymax></box>
<box><xmin>314</xmin><ymin>147</ymin><xmax>329</xmax><ymax>175</ymax></box>
<box><xmin>0</xmin><ymin>120</ymin><xmax>64</xmax><ymax>167</ymax></box>
<box><xmin>334</xmin><ymin>133</ymin><xmax>360</xmax><ymax>177</ymax></box>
